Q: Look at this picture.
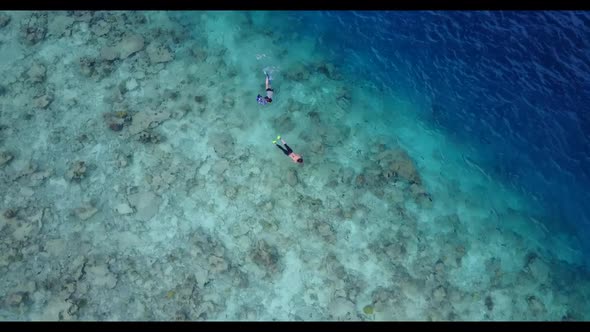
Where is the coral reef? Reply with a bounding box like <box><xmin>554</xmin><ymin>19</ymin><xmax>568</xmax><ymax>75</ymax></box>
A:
<box><xmin>146</xmin><ymin>42</ymin><xmax>174</xmax><ymax>64</ymax></box>
<box><xmin>315</xmin><ymin>61</ymin><xmax>342</xmax><ymax>81</ymax></box>
<box><xmin>137</xmin><ymin>130</ymin><xmax>163</xmax><ymax>144</ymax></box>
<box><xmin>0</xmin><ymin>11</ymin><xmax>586</xmax><ymax>322</ymax></box>
<box><xmin>19</xmin><ymin>12</ymin><xmax>48</xmax><ymax>45</ymax></box>
<box><xmin>65</xmin><ymin>161</ymin><xmax>87</xmax><ymax>182</ymax></box>
<box><xmin>285</xmin><ymin>62</ymin><xmax>311</xmax><ymax>81</ymax></box>
<box><xmin>127</xmin><ymin>191</ymin><xmax>161</xmax><ymax>221</ymax></box>
<box><xmin>250</xmin><ymin>240</ymin><xmax>282</xmax><ymax>276</ymax></box>
<box><xmin>27</xmin><ymin>63</ymin><xmax>46</xmax><ymax>83</ymax></box>
<box><xmin>0</xmin><ymin>13</ymin><xmax>11</xmax><ymax>28</ymax></box>
<box><xmin>118</xmin><ymin>33</ymin><xmax>145</xmax><ymax>59</ymax></box>
<box><xmin>73</xmin><ymin>204</ymin><xmax>98</xmax><ymax>221</ymax></box>
<box><xmin>0</xmin><ymin>150</ymin><xmax>14</xmax><ymax>167</ymax></box>
<box><xmin>127</xmin><ymin>109</ymin><xmax>170</xmax><ymax>137</ymax></box>
<box><xmin>208</xmin><ymin>132</ymin><xmax>235</xmax><ymax>158</ymax></box>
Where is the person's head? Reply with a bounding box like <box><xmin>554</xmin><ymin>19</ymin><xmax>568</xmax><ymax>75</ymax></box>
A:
<box><xmin>297</xmin><ymin>157</ymin><xmax>303</xmax><ymax>164</ymax></box>
<box><xmin>265</xmin><ymin>97</ymin><xmax>272</xmax><ymax>103</ymax></box>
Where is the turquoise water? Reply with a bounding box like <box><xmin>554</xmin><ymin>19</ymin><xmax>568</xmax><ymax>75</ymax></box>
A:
<box><xmin>0</xmin><ymin>10</ymin><xmax>589</xmax><ymax>321</ymax></box>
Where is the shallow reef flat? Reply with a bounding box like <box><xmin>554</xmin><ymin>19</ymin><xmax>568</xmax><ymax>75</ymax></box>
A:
<box><xmin>0</xmin><ymin>11</ymin><xmax>588</xmax><ymax>321</ymax></box>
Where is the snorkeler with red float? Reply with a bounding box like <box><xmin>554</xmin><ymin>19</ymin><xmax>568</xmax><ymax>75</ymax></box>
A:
<box><xmin>273</xmin><ymin>135</ymin><xmax>303</xmax><ymax>164</ymax></box>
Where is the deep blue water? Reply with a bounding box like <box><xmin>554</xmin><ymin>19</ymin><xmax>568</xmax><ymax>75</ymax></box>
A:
<box><xmin>269</xmin><ymin>11</ymin><xmax>590</xmax><ymax>253</ymax></box>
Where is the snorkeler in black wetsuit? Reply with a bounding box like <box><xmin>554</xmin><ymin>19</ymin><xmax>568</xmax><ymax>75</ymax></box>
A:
<box><xmin>257</xmin><ymin>72</ymin><xmax>274</xmax><ymax>105</ymax></box>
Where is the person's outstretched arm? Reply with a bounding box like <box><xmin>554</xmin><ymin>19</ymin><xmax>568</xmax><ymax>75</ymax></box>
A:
<box><xmin>266</xmin><ymin>76</ymin><xmax>271</xmax><ymax>90</ymax></box>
